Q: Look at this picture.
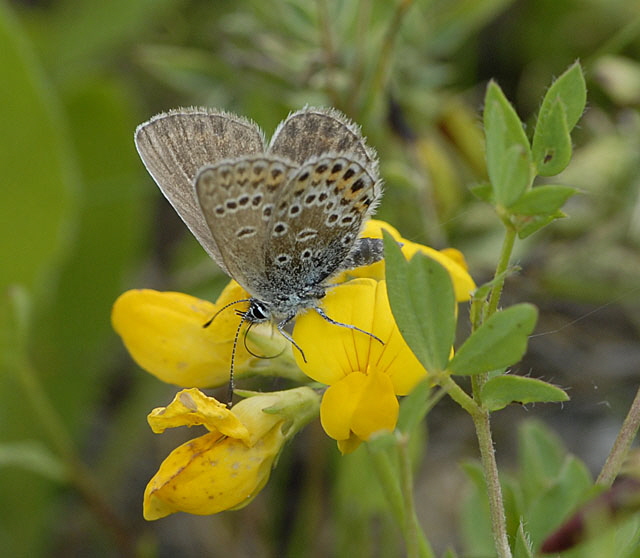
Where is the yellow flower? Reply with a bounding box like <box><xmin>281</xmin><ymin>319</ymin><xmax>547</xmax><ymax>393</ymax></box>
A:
<box><xmin>345</xmin><ymin>219</ymin><xmax>475</xmax><ymax>302</ymax></box>
<box><xmin>293</xmin><ymin>222</ymin><xmax>476</xmax><ymax>453</ymax></box>
<box><xmin>144</xmin><ymin>387</ymin><xmax>320</xmax><ymax>520</ymax></box>
<box><xmin>292</xmin><ymin>278</ymin><xmax>426</xmax><ymax>454</ymax></box>
<box><xmin>111</xmin><ymin>281</ymin><xmax>304</xmax><ymax>388</ymax></box>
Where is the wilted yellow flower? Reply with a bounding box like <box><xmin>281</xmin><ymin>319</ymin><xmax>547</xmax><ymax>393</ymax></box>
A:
<box><xmin>111</xmin><ymin>281</ymin><xmax>304</xmax><ymax>387</ymax></box>
<box><xmin>144</xmin><ymin>387</ymin><xmax>320</xmax><ymax>520</ymax></box>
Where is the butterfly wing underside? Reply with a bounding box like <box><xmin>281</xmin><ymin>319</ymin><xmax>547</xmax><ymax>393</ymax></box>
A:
<box><xmin>134</xmin><ymin>108</ymin><xmax>265</xmax><ymax>272</ymax></box>
<box><xmin>194</xmin><ymin>156</ymin><xmax>296</xmax><ymax>296</ymax></box>
<box><xmin>262</xmin><ymin>155</ymin><xmax>382</xmax><ymax>294</ymax></box>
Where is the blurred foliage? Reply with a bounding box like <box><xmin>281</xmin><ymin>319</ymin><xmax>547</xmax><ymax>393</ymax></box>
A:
<box><xmin>1</xmin><ymin>0</ymin><xmax>639</xmax><ymax>556</ymax></box>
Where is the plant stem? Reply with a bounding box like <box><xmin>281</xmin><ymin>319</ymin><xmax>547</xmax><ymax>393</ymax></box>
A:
<box><xmin>439</xmin><ymin>375</ymin><xmax>481</xmax><ymax>418</ymax></box>
<box><xmin>468</xmin><ymin>223</ymin><xmax>518</xmax><ymax>558</ymax></box>
<box><xmin>472</xmin><ymin>409</ymin><xmax>512</xmax><ymax>558</ymax></box>
<box><xmin>597</xmin><ymin>386</ymin><xmax>640</xmax><ymax>487</ymax></box>
<box><xmin>486</xmin><ymin>225</ymin><xmax>517</xmax><ymax>318</ymax></box>
<box><xmin>368</xmin><ymin>441</ymin><xmax>434</xmax><ymax>558</ymax></box>
<box><xmin>397</xmin><ymin>433</ymin><xmax>435</xmax><ymax>558</ymax></box>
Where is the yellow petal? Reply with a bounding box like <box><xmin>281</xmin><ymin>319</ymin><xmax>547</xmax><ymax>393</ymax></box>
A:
<box><xmin>337</xmin><ymin>434</ymin><xmax>363</xmax><ymax>454</ymax></box>
<box><xmin>320</xmin><ymin>373</ymin><xmax>366</xmax><ymax>440</ymax></box>
<box><xmin>402</xmin><ymin>243</ymin><xmax>475</xmax><ymax>302</ymax></box>
<box><xmin>147</xmin><ymin>388</ymin><xmax>250</xmax><ymax>442</ymax></box>
<box><xmin>294</xmin><ymin>279</ymin><xmax>427</xmax><ymax>395</ymax></box>
<box><xmin>111</xmin><ymin>288</ymin><xmax>251</xmax><ymax>388</ymax></box>
<box><xmin>367</xmin><ymin>280</ymin><xmax>427</xmax><ymax>395</ymax></box>
<box><xmin>361</xmin><ymin>219</ymin><xmax>402</xmax><ymax>240</ymax></box>
<box><xmin>320</xmin><ymin>369</ymin><xmax>398</xmax><ymax>451</ymax></box>
<box><xmin>143</xmin><ymin>426</ymin><xmax>284</xmax><ymax>519</ymax></box>
<box><xmin>350</xmin><ymin>369</ymin><xmax>399</xmax><ymax>440</ymax></box>
<box><xmin>293</xmin><ymin>279</ymin><xmax>379</xmax><ymax>385</ymax></box>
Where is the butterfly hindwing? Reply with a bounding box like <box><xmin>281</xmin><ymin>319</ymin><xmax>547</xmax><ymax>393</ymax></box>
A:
<box><xmin>263</xmin><ymin>155</ymin><xmax>382</xmax><ymax>291</ymax></box>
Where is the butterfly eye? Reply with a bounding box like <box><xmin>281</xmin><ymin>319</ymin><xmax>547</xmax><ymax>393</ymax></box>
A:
<box><xmin>248</xmin><ymin>302</ymin><xmax>268</xmax><ymax>322</ymax></box>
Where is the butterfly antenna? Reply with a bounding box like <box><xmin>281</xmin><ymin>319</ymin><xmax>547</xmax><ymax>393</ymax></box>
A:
<box><xmin>313</xmin><ymin>306</ymin><xmax>384</xmax><ymax>345</ymax></box>
<box><xmin>227</xmin><ymin>311</ymin><xmax>250</xmax><ymax>408</ymax></box>
<box><xmin>203</xmin><ymin>298</ymin><xmax>253</xmax><ymax>328</ymax></box>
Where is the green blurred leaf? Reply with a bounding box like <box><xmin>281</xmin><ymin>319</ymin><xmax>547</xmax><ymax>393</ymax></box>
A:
<box><xmin>32</xmin><ymin>76</ymin><xmax>148</xmax><ymax>429</ymax></box>
<box><xmin>532</xmin><ymin>62</ymin><xmax>586</xmax><ymax>176</ymax></box>
<box><xmin>384</xmin><ymin>232</ymin><xmax>456</xmax><ymax>373</ymax></box>
<box><xmin>0</xmin><ymin>2</ymin><xmax>77</xmax><ymax>296</ymax></box>
<box><xmin>518</xmin><ymin>420</ymin><xmax>568</xmax><ymax>500</ymax></box>
<box><xmin>0</xmin><ymin>441</ymin><xmax>67</xmax><ymax>482</ymax></box>
<box><xmin>481</xmin><ymin>375</ymin><xmax>569</xmax><ymax>411</ymax></box>
<box><xmin>34</xmin><ymin>0</ymin><xmax>177</xmax><ymax>78</ymax></box>
<box><xmin>508</xmin><ymin>184</ymin><xmax>577</xmax><ymax>216</ymax></box>
<box><xmin>484</xmin><ymin>80</ymin><xmax>533</xmax><ymax>206</ymax></box>
<box><xmin>448</xmin><ymin>304</ymin><xmax>538</xmax><ymax>376</ymax></box>
<box><xmin>513</xmin><ymin>520</ymin><xmax>534</xmax><ymax>558</ymax></box>
<box><xmin>397</xmin><ymin>378</ymin><xmax>431</xmax><ymax>434</ymax></box>
<box><xmin>469</xmin><ymin>181</ymin><xmax>493</xmax><ymax>202</ymax></box>
<box><xmin>526</xmin><ymin>456</ymin><xmax>593</xmax><ymax>548</ymax></box>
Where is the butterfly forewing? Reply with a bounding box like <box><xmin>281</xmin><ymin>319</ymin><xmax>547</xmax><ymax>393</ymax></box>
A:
<box><xmin>263</xmin><ymin>155</ymin><xmax>381</xmax><ymax>291</ymax></box>
<box><xmin>134</xmin><ymin>108</ymin><xmax>265</xmax><ymax>271</ymax></box>
<box><xmin>269</xmin><ymin>107</ymin><xmax>377</xmax><ymax>169</ymax></box>
<box><xmin>194</xmin><ymin>155</ymin><xmax>296</xmax><ymax>296</ymax></box>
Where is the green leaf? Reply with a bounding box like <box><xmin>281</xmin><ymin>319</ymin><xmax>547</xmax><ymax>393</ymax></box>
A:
<box><xmin>448</xmin><ymin>304</ymin><xmax>538</xmax><ymax>376</ymax></box>
<box><xmin>501</xmin><ymin>143</ymin><xmax>535</xmax><ymax>208</ymax></box>
<box><xmin>508</xmin><ymin>185</ymin><xmax>577</xmax><ymax>216</ymax></box>
<box><xmin>484</xmin><ymin>81</ymin><xmax>533</xmax><ymax>206</ymax></box>
<box><xmin>513</xmin><ymin>213</ymin><xmax>562</xmax><ymax>239</ymax></box>
<box><xmin>532</xmin><ymin>62</ymin><xmax>586</xmax><ymax>176</ymax></box>
<box><xmin>546</xmin><ymin>61</ymin><xmax>587</xmax><ymax>132</ymax></box>
<box><xmin>384</xmin><ymin>232</ymin><xmax>456</xmax><ymax>373</ymax></box>
<box><xmin>532</xmin><ymin>99</ymin><xmax>572</xmax><ymax>176</ymax></box>
<box><xmin>481</xmin><ymin>375</ymin><xmax>569</xmax><ymax>411</ymax></box>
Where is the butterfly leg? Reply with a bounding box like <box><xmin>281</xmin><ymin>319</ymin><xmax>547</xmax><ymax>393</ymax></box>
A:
<box><xmin>276</xmin><ymin>317</ymin><xmax>307</xmax><ymax>363</ymax></box>
<box><xmin>313</xmin><ymin>306</ymin><xmax>384</xmax><ymax>345</ymax></box>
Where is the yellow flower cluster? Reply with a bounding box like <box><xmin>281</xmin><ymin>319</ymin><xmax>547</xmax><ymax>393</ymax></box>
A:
<box><xmin>112</xmin><ymin>220</ymin><xmax>475</xmax><ymax>517</ymax></box>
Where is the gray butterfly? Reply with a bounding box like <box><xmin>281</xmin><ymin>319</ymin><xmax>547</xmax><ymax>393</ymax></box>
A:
<box><xmin>134</xmin><ymin>107</ymin><xmax>384</xmax><ymax>364</ymax></box>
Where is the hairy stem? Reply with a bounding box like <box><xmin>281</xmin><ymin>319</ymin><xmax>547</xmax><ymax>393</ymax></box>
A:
<box><xmin>597</xmin><ymin>386</ymin><xmax>640</xmax><ymax>486</ymax></box>
<box><xmin>486</xmin><ymin>225</ymin><xmax>517</xmax><ymax>318</ymax></box>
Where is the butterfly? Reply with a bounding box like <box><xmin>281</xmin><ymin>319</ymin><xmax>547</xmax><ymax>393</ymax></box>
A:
<box><xmin>135</xmin><ymin>107</ymin><xmax>384</xmax><ymax>397</ymax></box>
